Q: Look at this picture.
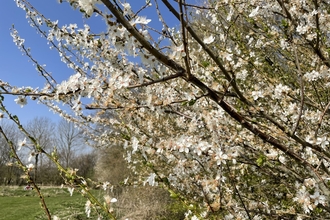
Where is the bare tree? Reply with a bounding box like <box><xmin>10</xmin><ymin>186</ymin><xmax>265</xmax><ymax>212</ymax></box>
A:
<box><xmin>25</xmin><ymin>116</ymin><xmax>55</xmax><ymax>183</ymax></box>
<box><xmin>0</xmin><ymin>121</ymin><xmax>22</xmax><ymax>185</ymax></box>
<box><xmin>57</xmin><ymin>119</ymin><xmax>83</xmax><ymax>168</ymax></box>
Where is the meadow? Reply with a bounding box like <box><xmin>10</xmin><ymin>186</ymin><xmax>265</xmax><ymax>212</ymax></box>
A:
<box><xmin>0</xmin><ymin>186</ymin><xmax>92</xmax><ymax>220</ymax></box>
<box><xmin>0</xmin><ymin>184</ymin><xmax>186</xmax><ymax>220</ymax></box>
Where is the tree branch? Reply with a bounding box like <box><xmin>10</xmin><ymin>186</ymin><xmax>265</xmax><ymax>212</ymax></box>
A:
<box><xmin>291</xmin><ymin>46</ymin><xmax>304</xmax><ymax>135</ymax></box>
<box><xmin>127</xmin><ymin>72</ymin><xmax>181</xmax><ymax>89</ymax></box>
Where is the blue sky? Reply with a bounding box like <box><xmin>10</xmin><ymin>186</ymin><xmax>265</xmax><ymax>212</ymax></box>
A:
<box><xmin>0</xmin><ymin>0</ymin><xmax>180</xmax><ymax>124</ymax></box>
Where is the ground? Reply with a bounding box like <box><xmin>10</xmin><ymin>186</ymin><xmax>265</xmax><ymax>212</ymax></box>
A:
<box><xmin>0</xmin><ymin>186</ymin><xmax>90</xmax><ymax>220</ymax></box>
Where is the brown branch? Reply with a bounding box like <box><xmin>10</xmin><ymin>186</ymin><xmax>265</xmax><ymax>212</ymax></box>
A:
<box><xmin>276</xmin><ymin>0</ymin><xmax>295</xmax><ymax>24</ymax></box>
<box><xmin>313</xmin><ymin>0</ymin><xmax>320</xmax><ymax>51</ymax></box>
<box><xmin>85</xmin><ymin>93</ymin><xmax>208</xmax><ymax>110</ymax></box>
<box><xmin>259</xmin><ymin>111</ymin><xmax>330</xmax><ymax>160</ymax></box>
<box><xmin>0</xmin><ymin>91</ymin><xmax>52</xmax><ymax>97</ymax></box>
<box><xmin>310</xmin><ymin>43</ymin><xmax>330</xmax><ymax>67</ymax></box>
<box><xmin>132</xmin><ymin>1</ymin><xmax>151</xmax><ymax>19</ymax></box>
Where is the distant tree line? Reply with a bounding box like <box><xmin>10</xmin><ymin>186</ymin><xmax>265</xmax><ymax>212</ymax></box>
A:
<box><xmin>0</xmin><ymin>116</ymin><xmax>96</xmax><ymax>185</ymax></box>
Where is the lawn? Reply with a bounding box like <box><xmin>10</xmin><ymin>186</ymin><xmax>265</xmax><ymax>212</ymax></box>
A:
<box><xmin>0</xmin><ymin>186</ymin><xmax>95</xmax><ymax>220</ymax></box>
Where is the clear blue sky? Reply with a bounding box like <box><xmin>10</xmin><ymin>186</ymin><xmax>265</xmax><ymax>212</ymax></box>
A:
<box><xmin>0</xmin><ymin>0</ymin><xmax>180</xmax><ymax>124</ymax></box>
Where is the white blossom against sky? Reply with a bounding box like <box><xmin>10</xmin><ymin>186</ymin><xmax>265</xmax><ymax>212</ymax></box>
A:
<box><xmin>0</xmin><ymin>0</ymin><xmax>178</xmax><ymax>123</ymax></box>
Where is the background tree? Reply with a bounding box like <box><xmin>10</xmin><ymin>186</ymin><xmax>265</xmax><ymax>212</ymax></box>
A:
<box><xmin>0</xmin><ymin>122</ymin><xmax>22</xmax><ymax>185</ymax></box>
<box><xmin>56</xmin><ymin>119</ymin><xmax>83</xmax><ymax>168</ymax></box>
<box><xmin>25</xmin><ymin>116</ymin><xmax>55</xmax><ymax>183</ymax></box>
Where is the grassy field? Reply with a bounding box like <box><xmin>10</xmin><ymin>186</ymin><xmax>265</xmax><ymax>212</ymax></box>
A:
<box><xmin>0</xmin><ymin>186</ymin><xmax>96</xmax><ymax>220</ymax></box>
<box><xmin>0</xmin><ymin>185</ymin><xmax>187</xmax><ymax>220</ymax></box>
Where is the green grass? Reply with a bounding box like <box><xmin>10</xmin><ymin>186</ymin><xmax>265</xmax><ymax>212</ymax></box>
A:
<box><xmin>0</xmin><ymin>186</ymin><xmax>97</xmax><ymax>220</ymax></box>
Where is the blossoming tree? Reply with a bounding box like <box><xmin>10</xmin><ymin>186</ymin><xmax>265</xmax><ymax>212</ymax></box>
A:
<box><xmin>3</xmin><ymin>0</ymin><xmax>330</xmax><ymax>219</ymax></box>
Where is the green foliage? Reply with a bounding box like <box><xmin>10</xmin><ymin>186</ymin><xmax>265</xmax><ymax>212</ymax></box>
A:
<box><xmin>201</xmin><ymin>60</ymin><xmax>210</xmax><ymax>68</ymax></box>
<box><xmin>281</xmin><ymin>19</ymin><xmax>289</xmax><ymax>28</ymax></box>
<box><xmin>256</xmin><ymin>154</ymin><xmax>267</xmax><ymax>166</ymax></box>
<box><xmin>182</xmin><ymin>99</ymin><xmax>196</xmax><ymax>106</ymax></box>
<box><xmin>160</xmin><ymin>199</ymin><xmax>187</xmax><ymax>220</ymax></box>
<box><xmin>12</xmin><ymin>115</ymin><xmax>19</xmax><ymax>123</ymax></box>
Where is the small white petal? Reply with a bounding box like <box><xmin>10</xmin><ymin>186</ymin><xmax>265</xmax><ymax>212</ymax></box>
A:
<box><xmin>249</xmin><ymin>6</ymin><xmax>259</xmax><ymax>17</ymax></box>
<box><xmin>203</xmin><ymin>35</ymin><xmax>215</xmax><ymax>44</ymax></box>
<box><xmin>110</xmin><ymin>198</ymin><xmax>118</xmax><ymax>203</ymax></box>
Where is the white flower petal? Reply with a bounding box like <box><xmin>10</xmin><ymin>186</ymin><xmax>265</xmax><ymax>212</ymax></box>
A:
<box><xmin>249</xmin><ymin>6</ymin><xmax>259</xmax><ymax>17</ymax></box>
<box><xmin>203</xmin><ymin>35</ymin><xmax>215</xmax><ymax>44</ymax></box>
<box><xmin>110</xmin><ymin>198</ymin><xmax>118</xmax><ymax>203</ymax></box>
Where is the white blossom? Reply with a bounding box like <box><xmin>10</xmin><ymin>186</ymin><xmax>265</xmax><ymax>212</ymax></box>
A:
<box><xmin>68</xmin><ymin>187</ymin><xmax>74</xmax><ymax>196</ymax></box>
<box><xmin>237</xmin><ymin>69</ymin><xmax>248</xmax><ymax>80</ymax></box>
<box><xmin>203</xmin><ymin>35</ymin><xmax>215</xmax><ymax>44</ymax></box>
<box><xmin>273</xmin><ymin>84</ymin><xmax>290</xmax><ymax>99</ymax></box>
<box><xmin>304</xmin><ymin>70</ymin><xmax>321</xmax><ymax>81</ymax></box>
<box><xmin>130</xmin><ymin>16</ymin><xmax>151</xmax><ymax>25</ymax></box>
<box><xmin>14</xmin><ymin>96</ymin><xmax>27</xmax><ymax>107</ymax></box>
<box><xmin>17</xmin><ymin>138</ymin><xmax>27</xmax><ymax>151</ymax></box>
<box><xmin>145</xmin><ymin>173</ymin><xmax>157</xmax><ymax>186</ymax></box>
<box><xmin>77</xmin><ymin>0</ymin><xmax>99</xmax><ymax>16</ymax></box>
<box><xmin>316</xmin><ymin>136</ymin><xmax>329</xmax><ymax>149</ymax></box>
<box><xmin>102</xmin><ymin>181</ymin><xmax>110</xmax><ymax>191</ymax></box>
<box><xmin>85</xmin><ymin>200</ymin><xmax>91</xmax><ymax>217</ymax></box>
<box><xmin>249</xmin><ymin>6</ymin><xmax>260</xmax><ymax>17</ymax></box>
<box><xmin>110</xmin><ymin>198</ymin><xmax>118</xmax><ymax>203</ymax></box>
<box><xmin>26</xmin><ymin>163</ymin><xmax>34</xmax><ymax>171</ymax></box>
<box><xmin>310</xmin><ymin>191</ymin><xmax>326</xmax><ymax>206</ymax></box>
<box><xmin>252</xmin><ymin>90</ymin><xmax>264</xmax><ymax>100</ymax></box>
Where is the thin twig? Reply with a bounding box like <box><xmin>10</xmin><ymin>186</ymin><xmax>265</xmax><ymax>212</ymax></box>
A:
<box><xmin>127</xmin><ymin>72</ymin><xmax>181</xmax><ymax>89</ymax></box>
<box><xmin>226</xmin><ymin>163</ymin><xmax>252</xmax><ymax>220</ymax></box>
<box><xmin>154</xmin><ymin>0</ymin><xmax>178</xmax><ymax>46</ymax></box>
<box><xmin>178</xmin><ymin>0</ymin><xmax>192</xmax><ymax>79</ymax></box>
<box><xmin>291</xmin><ymin>46</ymin><xmax>304</xmax><ymax>135</ymax></box>
<box><xmin>173</xmin><ymin>0</ymin><xmax>215</xmax><ymax>9</ymax></box>
<box><xmin>132</xmin><ymin>1</ymin><xmax>151</xmax><ymax>19</ymax></box>
<box><xmin>315</xmin><ymin>100</ymin><xmax>330</xmax><ymax>138</ymax></box>
<box><xmin>164</xmin><ymin>109</ymin><xmax>194</xmax><ymax>119</ymax></box>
